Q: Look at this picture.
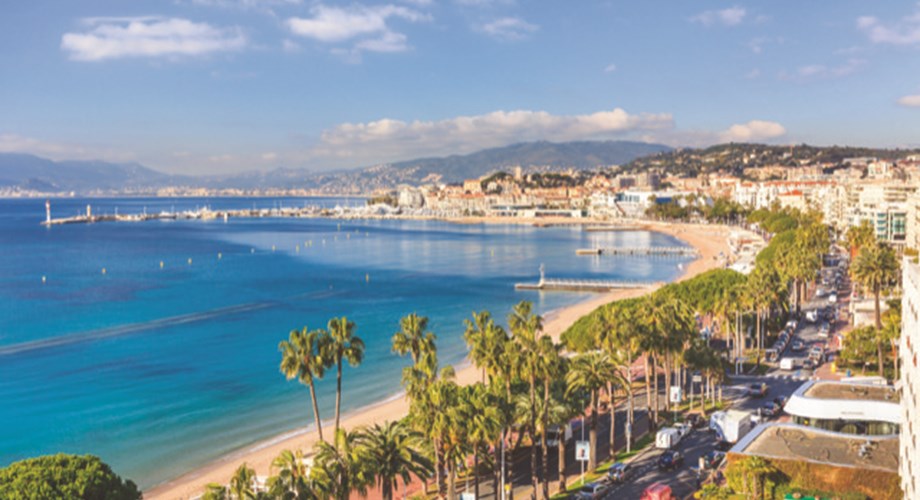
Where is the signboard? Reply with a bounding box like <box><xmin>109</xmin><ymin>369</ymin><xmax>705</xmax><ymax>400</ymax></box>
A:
<box><xmin>575</xmin><ymin>441</ymin><xmax>590</xmax><ymax>462</ymax></box>
<box><xmin>670</xmin><ymin>386</ymin><xmax>682</xmax><ymax>403</ymax></box>
<box><xmin>692</xmin><ymin>375</ymin><xmax>703</xmax><ymax>383</ymax></box>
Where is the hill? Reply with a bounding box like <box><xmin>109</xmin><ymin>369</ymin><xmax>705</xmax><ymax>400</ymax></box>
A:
<box><xmin>0</xmin><ymin>153</ymin><xmax>188</xmax><ymax>194</ymax></box>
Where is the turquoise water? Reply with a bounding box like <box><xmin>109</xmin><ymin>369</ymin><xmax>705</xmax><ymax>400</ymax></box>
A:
<box><xmin>0</xmin><ymin>197</ymin><xmax>692</xmax><ymax>489</ymax></box>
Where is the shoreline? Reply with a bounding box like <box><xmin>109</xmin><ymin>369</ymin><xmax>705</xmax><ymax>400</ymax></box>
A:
<box><xmin>144</xmin><ymin>220</ymin><xmax>736</xmax><ymax>499</ymax></box>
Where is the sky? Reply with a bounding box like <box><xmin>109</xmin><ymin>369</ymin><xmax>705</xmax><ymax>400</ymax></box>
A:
<box><xmin>1</xmin><ymin>1</ymin><xmax>919</xmax><ymax>175</ymax></box>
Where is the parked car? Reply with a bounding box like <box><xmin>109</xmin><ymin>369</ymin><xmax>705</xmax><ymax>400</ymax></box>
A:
<box><xmin>641</xmin><ymin>483</ymin><xmax>674</xmax><ymax>500</ymax></box>
<box><xmin>700</xmin><ymin>450</ymin><xmax>726</xmax><ymax>470</ymax></box>
<box><xmin>803</xmin><ymin>358</ymin><xmax>816</xmax><ymax>370</ymax></box>
<box><xmin>762</xmin><ymin>402</ymin><xmax>781</xmax><ymax>418</ymax></box>
<box><xmin>686</xmin><ymin>413</ymin><xmax>707</xmax><ymax>429</ymax></box>
<box><xmin>747</xmin><ymin>383</ymin><xmax>768</xmax><ymax>398</ymax></box>
<box><xmin>575</xmin><ymin>481</ymin><xmax>610</xmax><ymax>499</ymax></box>
<box><xmin>791</xmin><ymin>340</ymin><xmax>805</xmax><ymax>351</ymax></box>
<box><xmin>607</xmin><ymin>462</ymin><xmax>633</xmax><ymax>483</ymax></box>
<box><xmin>829</xmin><ymin>293</ymin><xmax>838</xmax><ymax>304</ymax></box>
<box><xmin>773</xmin><ymin>396</ymin><xmax>787</xmax><ymax>408</ymax></box>
<box><xmin>657</xmin><ymin>450</ymin><xmax>684</xmax><ymax>470</ymax></box>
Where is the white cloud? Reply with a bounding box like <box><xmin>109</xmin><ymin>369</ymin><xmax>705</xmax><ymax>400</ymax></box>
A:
<box><xmin>286</xmin><ymin>4</ymin><xmax>428</xmax><ymax>57</ymax></box>
<box><xmin>61</xmin><ymin>16</ymin><xmax>246</xmax><ymax>61</ymax></box>
<box><xmin>282</xmin><ymin>38</ymin><xmax>301</xmax><ymax>52</ymax></box>
<box><xmin>183</xmin><ymin>0</ymin><xmax>301</xmax><ymax>9</ymax></box>
<box><xmin>603</xmin><ymin>63</ymin><xmax>617</xmax><ymax>73</ymax></box>
<box><xmin>691</xmin><ymin>6</ymin><xmax>746</xmax><ymax>27</ymax></box>
<box><xmin>786</xmin><ymin>58</ymin><xmax>866</xmax><ymax>80</ymax></box>
<box><xmin>748</xmin><ymin>36</ymin><xmax>783</xmax><ymax>54</ymax></box>
<box><xmin>309</xmin><ymin>108</ymin><xmax>673</xmax><ymax>163</ymax></box>
<box><xmin>744</xmin><ymin>68</ymin><xmax>761</xmax><ymax>79</ymax></box>
<box><xmin>857</xmin><ymin>7</ymin><xmax>920</xmax><ymax>46</ymax></box>
<box><xmin>477</xmin><ymin>17</ymin><xmax>538</xmax><ymax>41</ymax></box>
<box><xmin>719</xmin><ymin>120</ymin><xmax>786</xmax><ymax>142</ymax></box>
<box><xmin>899</xmin><ymin>94</ymin><xmax>920</xmax><ymax>107</ymax></box>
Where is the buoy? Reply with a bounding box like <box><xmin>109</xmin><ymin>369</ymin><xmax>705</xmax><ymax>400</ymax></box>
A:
<box><xmin>160</xmin><ymin>261</ymin><xmax>164</xmax><ymax>269</ymax></box>
<box><xmin>218</xmin><ymin>252</ymin><xmax>222</xmax><ymax>260</ymax></box>
<box><xmin>102</xmin><ymin>268</ymin><xmax>107</xmax><ymax>275</ymax></box>
<box><xmin>188</xmin><ymin>258</ymin><xmax>192</xmax><ymax>265</ymax></box>
<box><xmin>272</xmin><ymin>245</ymin><xmax>276</xmax><ymax>252</ymax></box>
<box><xmin>365</xmin><ymin>273</ymin><xmax>370</xmax><ymax>282</ymax></box>
<box><xmin>42</xmin><ymin>275</ymin><xmax>46</xmax><ymax>284</ymax></box>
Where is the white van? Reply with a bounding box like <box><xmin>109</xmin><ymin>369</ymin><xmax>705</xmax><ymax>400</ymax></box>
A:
<box><xmin>655</xmin><ymin>427</ymin><xmax>685</xmax><ymax>449</ymax></box>
<box><xmin>780</xmin><ymin>358</ymin><xmax>795</xmax><ymax>371</ymax></box>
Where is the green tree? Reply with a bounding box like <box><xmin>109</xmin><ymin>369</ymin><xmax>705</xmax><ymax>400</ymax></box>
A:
<box><xmin>508</xmin><ymin>300</ymin><xmax>544</xmax><ymax>496</ymax></box>
<box><xmin>312</xmin><ymin>428</ymin><xmax>372</xmax><ymax>500</ymax></box>
<box><xmin>358</xmin><ymin>421</ymin><xmax>432</xmax><ymax>500</ymax></box>
<box><xmin>279</xmin><ymin>327</ymin><xmax>331</xmax><ymax>442</ymax></box>
<box><xmin>566</xmin><ymin>352</ymin><xmax>616</xmax><ymax>472</ymax></box>
<box><xmin>851</xmin><ymin>242</ymin><xmax>899</xmax><ymax>375</ymax></box>
<box><xmin>463</xmin><ymin>310</ymin><xmax>506</xmax><ymax>384</ymax></box>
<box><xmin>458</xmin><ymin>384</ymin><xmax>501</xmax><ymax>500</ymax></box>
<box><xmin>325</xmin><ymin>317</ymin><xmax>366</xmax><ymax>437</ymax></box>
<box><xmin>392</xmin><ymin>313</ymin><xmax>435</xmax><ymax>365</ymax></box>
<box><xmin>846</xmin><ymin>219</ymin><xmax>876</xmax><ymax>257</ymax></box>
<box><xmin>882</xmin><ymin>299</ymin><xmax>902</xmax><ymax>380</ymax></box>
<box><xmin>229</xmin><ymin>463</ymin><xmax>256</xmax><ymax>500</ymax></box>
<box><xmin>839</xmin><ymin>326</ymin><xmax>878</xmax><ymax>373</ymax></box>
<box><xmin>0</xmin><ymin>454</ymin><xmax>140</xmax><ymax>500</ymax></box>
<box><xmin>203</xmin><ymin>483</ymin><xmax>229</xmax><ymax>500</ymax></box>
<box><xmin>267</xmin><ymin>449</ymin><xmax>319</xmax><ymax>500</ymax></box>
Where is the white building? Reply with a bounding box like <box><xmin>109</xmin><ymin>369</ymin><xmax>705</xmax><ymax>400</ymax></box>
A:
<box><xmin>783</xmin><ymin>380</ymin><xmax>900</xmax><ymax>436</ymax></box>
<box><xmin>900</xmin><ymin>257</ymin><xmax>920</xmax><ymax>498</ymax></box>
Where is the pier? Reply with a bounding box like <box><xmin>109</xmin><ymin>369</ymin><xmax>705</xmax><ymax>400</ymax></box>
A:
<box><xmin>575</xmin><ymin>246</ymin><xmax>699</xmax><ymax>257</ymax></box>
<box><xmin>515</xmin><ymin>278</ymin><xmax>658</xmax><ymax>292</ymax></box>
<box><xmin>39</xmin><ymin>205</ymin><xmax>334</xmax><ymax>226</ymax></box>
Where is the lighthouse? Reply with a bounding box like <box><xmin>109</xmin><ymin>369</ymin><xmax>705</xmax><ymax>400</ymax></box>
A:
<box><xmin>45</xmin><ymin>200</ymin><xmax>51</xmax><ymax>225</ymax></box>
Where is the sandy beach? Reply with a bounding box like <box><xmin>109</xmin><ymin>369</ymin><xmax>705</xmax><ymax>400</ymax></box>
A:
<box><xmin>145</xmin><ymin>221</ymin><xmax>735</xmax><ymax>499</ymax></box>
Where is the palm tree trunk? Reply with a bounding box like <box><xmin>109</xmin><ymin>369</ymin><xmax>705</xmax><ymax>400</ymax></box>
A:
<box><xmin>589</xmin><ymin>391</ymin><xmax>598</xmax><ymax>473</ymax></box>
<box><xmin>626</xmin><ymin>351</ymin><xmax>634</xmax><ymax>448</ymax></box>
<box><xmin>447</xmin><ymin>463</ymin><xmax>456</xmax><ymax>500</ymax></box>
<box><xmin>335</xmin><ymin>357</ymin><xmax>343</xmax><ymax>437</ymax></box>
<box><xmin>541</xmin><ymin>379</ymin><xmax>550</xmax><ymax>500</ymax></box>
<box><xmin>473</xmin><ymin>449</ymin><xmax>480</xmax><ymax>500</ymax></box>
<box><xmin>652</xmin><ymin>357</ymin><xmax>659</xmax><ymax>428</ymax></box>
<box><xmin>643</xmin><ymin>355</ymin><xmax>653</xmax><ymax>429</ymax></box>
<box><xmin>307</xmin><ymin>378</ymin><xmax>324</xmax><ymax>443</ymax></box>
<box><xmin>506</xmin><ymin>382</ymin><xmax>515</xmax><ymax>500</ymax></box>
<box><xmin>529</xmin><ymin>377</ymin><xmax>538</xmax><ymax>500</ymax></box>
<box><xmin>434</xmin><ymin>441</ymin><xmax>442</xmax><ymax>500</ymax></box>
<box><xmin>663</xmin><ymin>351</ymin><xmax>672</xmax><ymax>413</ymax></box>
<box><xmin>494</xmin><ymin>437</ymin><xmax>502</xmax><ymax>499</ymax></box>
<box><xmin>383</xmin><ymin>480</ymin><xmax>392</xmax><ymax>500</ymax></box>
<box><xmin>608</xmin><ymin>383</ymin><xmax>617</xmax><ymax>463</ymax></box>
<box><xmin>557</xmin><ymin>431</ymin><xmax>566</xmax><ymax>493</ymax></box>
<box><xmin>875</xmin><ymin>287</ymin><xmax>884</xmax><ymax>376</ymax></box>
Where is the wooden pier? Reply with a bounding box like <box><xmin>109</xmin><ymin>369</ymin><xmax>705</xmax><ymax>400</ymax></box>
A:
<box><xmin>575</xmin><ymin>246</ymin><xmax>699</xmax><ymax>257</ymax></box>
<box><xmin>515</xmin><ymin>278</ymin><xmax>658</xmax><ymax>292</ymax></box>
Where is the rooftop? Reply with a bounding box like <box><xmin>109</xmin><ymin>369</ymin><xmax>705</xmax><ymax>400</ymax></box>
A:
<box><xmin>803</xmin><ymin>382</ymin><xmax>900</xmax><ymax>403</ymax></box>
<box><xmin>733</xmin><ymin>424</ymin><xmax>898</xmax><ymax>472</ymax></box>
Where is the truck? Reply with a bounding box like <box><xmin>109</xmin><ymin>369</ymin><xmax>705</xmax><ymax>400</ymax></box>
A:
<box><xmin>710</xmin><ymin>410</ymin><xmax>754</xmax><ymax>445</ymax></box>
<box><xmin>655</xmin><ymin>423</ymin><xmax>690</xmax><ymax>449</ymax></box>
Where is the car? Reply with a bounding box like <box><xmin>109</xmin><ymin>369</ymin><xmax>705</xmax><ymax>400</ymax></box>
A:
<box><xmin>829</xmin><ymin>293</ymin><xmax>838</xmax><ymax>304</ymax></box>
<box><xmin>762</xmin><ymin>402</ymin><xmax>781</xmax><ymax>417</ymax></box>
<box><xmin>791</xmin><ymin>340</ymin><xmax>806</xmax><ymax>351</ymax></box>
<box><xmin>803</xmin><ymin>358</ymin><xmax>816</xmax><ymax>370</ymax></box>
<box><xmin>816</xmin><ymin>288</ymin><xmax>826</xmax><ymax>297</ymax></box>
<box><xmin>700</xmin><ymin>450</ymin><xmax>726</xmax><ymax>470</ymax></box>
<box><xmin>607</xmin><ymin>462</ymin><xmax>634</xmax><ymax>483</ymax></box>
<box><xmin>747</xmin><ymin>383</ymin><xmax>768</xmax><ymax>398</ymax></box>
<box><xmin>773</xmin><ymin>396</ymin><xmax>787</xmax><ymax>408</ymax></box>
<box><xmin>657</xmin><ymin>449</ymin><xmax>684</xmax><ymax>470</ymax></box>
<box><xmin>686</xmin><ymin>413</ymin><xmax>707</xmax><ymax>429</ymax></box>
<box><xmin>809</xmin><ymin>346</ymin><xmax>824</xmax><ymax>361</ymax></box>
<box><xmin>786</xmin><ymin>320</ymin><xmax>798</xmax><ymax>330</ymax></box>
<box><xmin>575</xmin><ymin>481</ymin><xmax>610</xmax><ymax>499</ymax></box>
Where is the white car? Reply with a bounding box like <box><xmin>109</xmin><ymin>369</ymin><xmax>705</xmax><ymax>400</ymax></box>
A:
<box><xmin>828</xmin><ymin>293</ymin><xmax>838</xmax><ymax>304</ymax></box>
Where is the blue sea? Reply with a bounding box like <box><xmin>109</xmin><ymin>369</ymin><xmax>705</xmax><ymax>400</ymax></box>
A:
<box><xmin>0</xmin><ymin>197</ymin><xmax>692</xmax><ymax>489</ymax></box>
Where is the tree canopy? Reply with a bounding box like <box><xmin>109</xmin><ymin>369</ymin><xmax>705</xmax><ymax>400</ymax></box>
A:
<box><xmin>0</xmin><ymin>454</ymin><xmax>140</xmax><ymax>500</ymax></box>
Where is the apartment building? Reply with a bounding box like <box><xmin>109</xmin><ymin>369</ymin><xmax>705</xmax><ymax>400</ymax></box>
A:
<box><xmin>900</xmin><ymin>257</ymin><xmax>920</xmax><ymax>498</ymax></box>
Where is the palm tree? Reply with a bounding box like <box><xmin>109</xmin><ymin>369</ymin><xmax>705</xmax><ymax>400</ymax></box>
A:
<box><xmin>547</xmin><ymin>378</ymin><xmax>581</xmax><ymax>493</ymax></box>
<box><xmin>600</xmin><ymin>302</ymin><xmax>640</xmax><ymax>448</ymax></box>
<box><xmin>508</xmin><ymin>300</ymin><xmax>544</xmax><ymax>497</ymax></box>
<box><xmin>229</xmin><ymin>463</ymin><xmax>256</xmax><ymax>500</ymax></box>
<box><xmin>267</xmin><ymin>449</ymin><xmax>317</xmax><ymax>499</ymax></box>
<box><xmin>393</xmin><ymin>313</ymin><xmax>435</xmax><ymax>365</ymax></box>
<box><xmin>603</xmin><ymin>352</ymin><xmax>627</xmax><ymax>463</ymax></box>
<box><xmin>312</xmin><ymin>428</ymin><xmax>371</xmax><ymax>500</ymax></box>
<box><xmin>280</xmin><ymin>328</ymin><xmax>331</xmax><ymax>442</ymax></box>
<box><xmin>566</xmin><ymin>352</ymin><xmax>616</xmax><ymax>473</ymax></box>
<box><xmin>851</xmin><ymin>242</ymin><xmax>899</xmax><ymax>375</ymax></box>
<box><xmin>358</xmin><ymin>420</ymin><xmax>432</xmax><ymax>500</ymax></box>
<box><xmin>203</xmin><ymin>483</ymin><xmax>228</xmax><ymax>500</ymax></box>
<box><xmin>460</xmin><ymin>384</ymin><xmax>501</xmax><ymax>500</ymax></box>
<box><xmin>535</xmin><ymin>336</ymin><xmax>562</xmax><ymax>499</ymax></box>
<box><xmin>846</xmin><ymin>219</ymin><xmax>876</xmax><ymax>258</ymax></box>
<box><xmin>464</xmin><ymin>310</ymin><xmax>506</xmax><ymax>384</ymax></box>
<box><xmin>325</xmin><ymin>317</ymin><xmax>366</xmax><ymax>437</ymax></box>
